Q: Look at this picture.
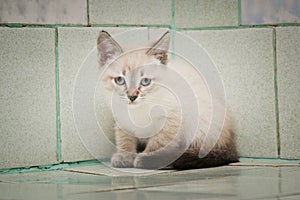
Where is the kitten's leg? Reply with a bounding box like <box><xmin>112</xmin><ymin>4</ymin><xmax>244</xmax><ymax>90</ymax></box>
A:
<box><xmin>172</xmin><ymin>143</ymin><xmax>238</xmax><ymax>169</ymax></box>
<box><xmin>111</xmin><ymin>128</ymin><xmax>138</xmax><ymax>168</ymax></box>
<box><xmin>134</xmin><ymin>132</ymin><xmax>183</xmax><ymax>169</ymax></box>
<box><xmin>142</xmin><ymin>133</ymin><xmax>173</xmax><ymax>153</ymax></box>
<box><xmin>173</xmin><ymin>128</ymin><xmax>239</xmax><ymax>169</ymax></box>
<box><xmin>134</xmin><ymin>133</ymin><xmax>238</xmax><ymax>169</ymax></box>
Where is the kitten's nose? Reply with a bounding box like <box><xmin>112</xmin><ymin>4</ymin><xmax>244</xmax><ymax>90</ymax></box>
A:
<box><xmin>128</xmin><ymin>95</ymin><xmax>138</xmax><ymax>102</ymax></box>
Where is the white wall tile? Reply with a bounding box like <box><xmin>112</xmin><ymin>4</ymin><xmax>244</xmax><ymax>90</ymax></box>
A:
<box><xmin>90</xmin><ymin>0</ymin><xmax>171</xmax><ymax>25</ymax></box>
<box><xmin>183</xmin><ymin>28</ymin><xmax>277</xmax><ymax>158</ymax></box>
<box><xmin>0</xmin><ymin>0</ymin><xmax>87</xmax><ymax>24</ymax></box>
<box><xmin>276</xmin><ymin>27</ymin><xmax>300</xmax><ymax>159</ymax></box>
<box><xmin>0</xmin><ymin>28</ymin><xmax>57</xmax><ymax>169</ymax></box>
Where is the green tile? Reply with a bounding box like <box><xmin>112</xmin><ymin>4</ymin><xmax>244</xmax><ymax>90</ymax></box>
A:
<box><xmin>67</xmin><ymin>164</ymin><xmax>246</xmax><ymax>189</ymax></box>
<box><xmin>0</xmin><ymin>171</ymin><xmax>112</xmax><ymax>199</ymax></box>
<box><xmin>142</xmin><ymin>176</ymin><xmax>237</xmax><ymax>195</ymax></box>
<box><xmin>70</xmin><ymin>166</ymin><xmax>300</xmax><ymax>200</ymax></box>
<box><xmin>0</xmin><ymin>28</ymin><xmax>57</xmax><ymax>169</ymax></box>
<box><xmin>0</xmin><ymin>170</ymin><xmax>111</xmax><ymax>185</ymax></box>
<box><xmin>90</xmin><ymin>0</ymin><xmax>172</xmax><ymax>25</ymax></box>
<box><xmin>279</xmin><ymin>196</ymin><xmax>300</xmax><ymax>200</ymax></box>
<box><xmin>276</xmin><ymin>27</ymin><xmax>300</xmax><ymax>159</ymax></box>
<box><xmin>174</xmin><ymin>0</ymin><xmax>238</xmax><ymax>28</ymax></box>
<box><xmin>72</xmin><ymin>190</ymin><xmax>233</xmax><ymax>200</ymax></box>
<box><xmin>233</xmin><ymin>158</ymin><xmax>300</xmax><ymax>166</ymax></box>
<box><xmin>0</xmin><ymin>182</ymin><xmax>58</xmax><ymax>200</ymax></box>
<box><xmin>280</xmin><ymin>167</ymin><xmax>300</xmax><ymax>195</ymax></box>
<box><xmin>1</xmin><ymin>166</ymin><xmax>299</xmax><ymax>200</ymax></box>
<box><xmin>0</xmin><ymin>0</ymin><xmax>87</xmax><ymax>24</ymax></box>
<box><xmin>65</xmin><ymin>163</ymin><xmax>175</xmax><ymax>176</ymax></box>
<box><xmin>143</xmin><ymin>167</ymin><xmax>300</xmax><ymax>200</ymax></box>
<box><xmin>182</xmin><ymin>28</ymin><xmax>277</xmax><ymax>158</ymax></box>
<box><xmin>59</xmin><ymin>27</ymin><xmax>116</xmax><ymax>162</ymax></box>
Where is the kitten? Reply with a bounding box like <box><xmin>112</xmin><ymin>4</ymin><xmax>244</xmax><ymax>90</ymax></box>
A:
<box><xmin>97</xmin><ymin>30</ymin><xmax>238</xmax><ymax>169</ymax></box>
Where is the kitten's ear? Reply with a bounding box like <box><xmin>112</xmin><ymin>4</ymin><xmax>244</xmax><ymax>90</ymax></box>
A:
<box><xmin>97</xmin><ymin>31</ymin><xmax>123</xmax><ymax>66</ymax></box>
<box><xmin>147</xmin><ymin>31</ymin><xmax>170</xmax><ymax>65</ymax></box>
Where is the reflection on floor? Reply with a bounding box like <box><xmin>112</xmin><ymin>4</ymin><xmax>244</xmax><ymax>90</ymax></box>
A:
<box><xmin>0</xmin><ymin>160</ymin><xmax>299</xmax><ymax>200</ymax></box>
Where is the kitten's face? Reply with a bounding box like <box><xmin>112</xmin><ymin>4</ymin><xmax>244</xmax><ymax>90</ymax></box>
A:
<box><xmin>102</xmin><ymin>51</ymin><xmax>162</xmax><ymax>105</ymax></box>
<box><xmin>97</xmin><ymin>31</ymin><xmax>170</xmax><ymax>105</ymax></box>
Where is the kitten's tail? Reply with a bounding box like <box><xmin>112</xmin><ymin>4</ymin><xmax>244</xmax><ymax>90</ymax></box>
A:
<box><xmin>172</xmin><ymin>144</ymin><xmax>239</xmax><ymax>170</ymax></box>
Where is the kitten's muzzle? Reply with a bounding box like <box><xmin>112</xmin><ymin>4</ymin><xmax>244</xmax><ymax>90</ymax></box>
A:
<box><xmin>128</xmin><ymin>95</ymin><xmax>138</xmax><ymax>102</ymax></box>
<box><xmin>127</xmin><ymin>89</ymin><xmax>139</xmax><ymax>102</ymax></box>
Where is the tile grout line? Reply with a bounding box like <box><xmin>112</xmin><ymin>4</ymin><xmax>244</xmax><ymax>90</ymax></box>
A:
<box><xmin>272</xmin><ymin>28</ymin><xmax>281</xmax><ymax>158</ymax></box>
<box><xmin>0</xmin><ymin>160</ymin><xmax>102</xmax><ymax>174</ymax></box>
<box><xmin>0</xmin><ymin>157</ymin><xmax>298</xmax><ymax>174</ymax></box>
<box><xmin>171</xmin><ymin>0</ymin><xmax>175</xmax><ymax>30</ymax></box>
<box><xmin>238</xmin><ymin>157</ymin><xmax>300</xmax><ymax>162</ymax></box>
<box><xmin>278</xmin><ymin>167</ymin><xmax>282</xmax><ymax>194</ymax></box>
<box><xmin>171</xmin><ymin>0</ymin><xmax>175</xmax><ymax>58</ymax></box>
<box><xmin>55</xmin><ymin>28</ymin><xmax>62</xmax><ymax>163</ymax></box>
<box><xmin>175</xmin><ymin>25</ymin><xmax>275</xmax><ymax>31</ymax></box>
<box><xmin>86</xmin><ymin>0</ymin><xmax>90</xmax><ymax>26</ymax></box>
<box><xmin>1</xmin><ymin>23</ymin><xmax>300</xmax><ymax>30</ymax></box>
<box><xmin>90</xmin><ymin>24</ymin><xmax>170</xmax><ymax>28</ymax></box>
<box><xmin>238</xmin><ymin>0</ymin><xmax>242</xmax><ymax>25</ymax></box>
<box><xmin>57</xmin><ymin>185</ymin><xmax>63</xmax><ymax>200</ymax></box>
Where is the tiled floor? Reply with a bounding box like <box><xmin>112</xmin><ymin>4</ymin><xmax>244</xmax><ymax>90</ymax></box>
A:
<box><xmin>0</xmin><ymin>161</ymin><xmax>299</xmax><ymax>200</ymax></box>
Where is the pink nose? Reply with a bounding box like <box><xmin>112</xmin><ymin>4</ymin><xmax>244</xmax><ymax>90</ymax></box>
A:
<box><xmin>128</xmin><ymin>95</ymin><xmax>138</xmax><ymax>102</ymax></box>
<box><xmin>127</xmin><ymin>89</ymin><xmax>139</xmax><ymax>102</ymax></box>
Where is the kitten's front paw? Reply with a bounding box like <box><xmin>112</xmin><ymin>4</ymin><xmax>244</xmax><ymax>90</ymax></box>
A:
<box><xmin>134</xmin><ymin>153</ymin><xmax>160</xmax><ymax>169</ymax></box>
<box><xmin>111</xmin><ymin>152</ymin><xmax>137</xmax><ymax>168</ymax></box>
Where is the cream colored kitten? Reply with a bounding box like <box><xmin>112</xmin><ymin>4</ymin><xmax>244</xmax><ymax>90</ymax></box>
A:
<box><xmin>97</xmin><ymin>30</ymin><xmax>238</xmax><ymax>169</ymax></box>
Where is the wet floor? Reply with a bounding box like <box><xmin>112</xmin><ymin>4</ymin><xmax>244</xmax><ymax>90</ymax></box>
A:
<box><xmin>0</xmin><ymin>160</ymin><xmax>299</xmax><ymax>200</ymax></box>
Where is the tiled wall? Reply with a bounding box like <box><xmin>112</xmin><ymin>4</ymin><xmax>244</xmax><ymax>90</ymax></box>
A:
<box><xmin>0</xmin><ymin>0</ymin><xmax>299</xmax><ymax>170</ymax></box>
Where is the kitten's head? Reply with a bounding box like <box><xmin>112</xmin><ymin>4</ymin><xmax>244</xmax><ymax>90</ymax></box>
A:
<box><xmin>97</xmin><ymin>31</ymin><xmax>170</xmax><ymax>105</ymax></box>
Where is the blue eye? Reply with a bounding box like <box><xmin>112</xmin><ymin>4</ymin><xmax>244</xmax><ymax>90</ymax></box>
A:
<box><xmin>114</xmin><ymin>76</ymin><xmax>125</xmax><ymax>85</ymax></box>
<box><xmin>140</xmin><ymin>78</ymin><xmax>151</xmax><ymax>86</ymax></box>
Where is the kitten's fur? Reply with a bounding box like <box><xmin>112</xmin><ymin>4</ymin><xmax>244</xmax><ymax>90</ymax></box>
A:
<box><xmin>97</xmin><ymin>30</ymin><xmax>238</xmax><ymax>169</ymax></box>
